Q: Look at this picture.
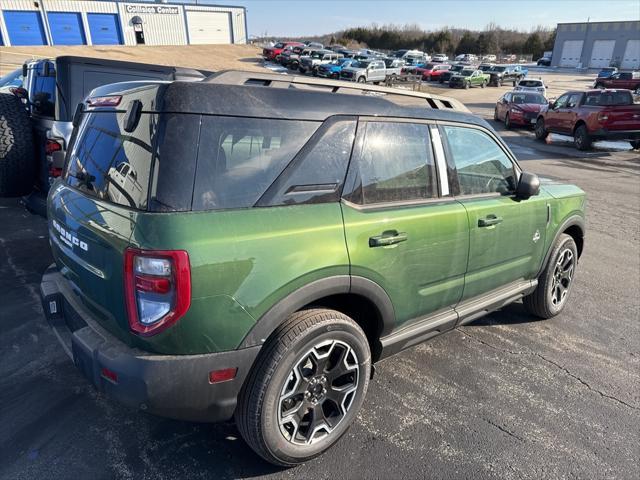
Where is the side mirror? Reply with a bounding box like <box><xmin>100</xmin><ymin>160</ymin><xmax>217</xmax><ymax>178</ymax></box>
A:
<box><xmin>516</xmin><ymin>172</ymin><xmax>540</xmax><ymax>200</ymax></box>
<box><xmin>11</xmin><ymin>87</ymin><xmax>28</xmax><ymax>100</ymax></box>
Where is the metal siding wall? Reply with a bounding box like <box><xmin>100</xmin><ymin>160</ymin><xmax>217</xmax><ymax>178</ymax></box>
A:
<box><xmin>552</xmin><ymin>21</ymin><xmax>640</xmax><ymax>69</ymax></box>
<box><xmin>184</xmin><ymin>5</ymin><xmax>246</xmax><ymax>44</ymax></box>
<box><xmin>118</xmin><ymin>3</ymin><xmax>187</xmax><ymax>46</ymax></box>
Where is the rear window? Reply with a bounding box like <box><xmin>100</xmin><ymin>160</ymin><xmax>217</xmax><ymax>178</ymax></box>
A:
<box><xmin>30</xmin><ymin>62</ymin><xmax>56</xmax><ymax>117</ymax></box>
<box><xmin>192</xmin><ymin>117</ymin><xmax>320</xmax><ymax>211</ymax></box>
<box><xmin>585</xmin><ymin>91</ymin><xmax>633</xmax><ymax>106</ymax></box>
<box><xmin>65</xmin><ymin>111</ymin><xmax>156</xmax><ymax>209</ymax></box>
<box><xmin>518</xmin><ymin>80</ymin><xmax>542</xmax><ymax>87</ymax></box>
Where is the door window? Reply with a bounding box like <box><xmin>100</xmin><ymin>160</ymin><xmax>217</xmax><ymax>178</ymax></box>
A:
<box><xmin>442</xmin><ymin>126</ymin><xmax>517</xmax><ymax>196</ymax></box>
<box><xmin>553</xmin><ymin>94</ymin><xmax>569</xmax><ymax>109</ymax></box>
<box><xmin>567</xmin><ymin>93</ymin><xmax>583</xmax><ymax>108</ymax></box>
<box><xmin>348</xmin><ymin>121</ymin><xmax>437</xmax><ymax>204</ymax></box>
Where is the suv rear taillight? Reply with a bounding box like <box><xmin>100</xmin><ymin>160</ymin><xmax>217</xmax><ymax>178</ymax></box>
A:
<box><xmin>45</xmin><ymin>139</ymin><xmax>64</xmax><ymax>177</ymax></box>
<box><xmin>124</xmin><ymin>248</ymin><xmax>191</xmax><ymax>336</ymax></box>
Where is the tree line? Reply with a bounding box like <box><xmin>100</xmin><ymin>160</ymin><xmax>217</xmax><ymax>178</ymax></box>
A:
<box><xmin>261</xmin><ymin>23</ymin><xmax>556</xmax><ymax>59</ymax></box>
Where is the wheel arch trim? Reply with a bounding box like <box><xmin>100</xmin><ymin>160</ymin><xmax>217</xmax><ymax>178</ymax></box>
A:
<box><xmin>538</xmin><ymin>214</ymin><xmax>585</xmax><ymax>276</ymax></box>
<box><xmin>238</xmin><ymin>275</ymin><xmax>396</xmax><ymax>349</ymax></box>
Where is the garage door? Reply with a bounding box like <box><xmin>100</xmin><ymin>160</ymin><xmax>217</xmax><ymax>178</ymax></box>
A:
<box><xmin>621</xmin><ymin>39</ymin><xmax>640</xmax><ymax>69</ymax></box>
<box><xmin>3</xmin><ymin>11</ymin><xmax>47</xmax><ymax>46</ymax></box>
<box><xmin>87</xmin><ymin>13</ymin><xmax>122</xmax><ymax>45</ymax></box>
<box><xmin>47</xmin><ymin>12</ymin><xmax>86</xmax><ymax>45</ymax></box>
<box><xmin>186</xmin><ymin>11</ymin><xmax>231</xmax><ymax>44</ymax></box>
<box><xmin>589</xmin><ymin>40</ymin><xmax>616</xmax><ymax>68</ymax></box>
<box><xmin>559</xmin><ymin>40</ymin><xmax>584</xmax><ymax>67</ymax></box>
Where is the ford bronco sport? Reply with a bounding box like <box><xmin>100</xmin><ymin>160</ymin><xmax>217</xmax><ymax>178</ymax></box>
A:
<box><xmin>40</xmin><ymin>71</ymin><xmax>586</xmax><ymax>466</ymax></box>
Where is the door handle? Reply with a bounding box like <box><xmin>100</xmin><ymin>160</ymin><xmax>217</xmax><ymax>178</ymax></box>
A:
<box><xmin>369</xmin><ymin>230</ymin><xmax>408</xmax><ymax>247</ymax></box>
<box><xmin>478</xmin><ymin>215</ymin><xmax>503</xmax><ymax>227</ymax></box>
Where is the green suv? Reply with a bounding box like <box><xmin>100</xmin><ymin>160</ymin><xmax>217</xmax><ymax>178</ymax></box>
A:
<box><xmin>40</xmin><ymin>71</ymin><xmax>585</xmax><ymax>466</ymax></box>
<box><xmin>449</xmin><ymin>69</ymin><xmax>490</xmax><ymax>89</ymax></box>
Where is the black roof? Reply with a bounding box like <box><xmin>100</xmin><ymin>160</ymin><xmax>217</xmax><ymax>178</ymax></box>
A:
<box><xmin>88</xmin><ymin>70</ymin><xmax>487</xmax><ymax>127</ymax></box>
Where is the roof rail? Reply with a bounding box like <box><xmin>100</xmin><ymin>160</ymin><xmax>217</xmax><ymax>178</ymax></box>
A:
<box><xmin>204</xmin><ymin>70</ymin><xmax>469</xmax><ymax>112</ymax></box>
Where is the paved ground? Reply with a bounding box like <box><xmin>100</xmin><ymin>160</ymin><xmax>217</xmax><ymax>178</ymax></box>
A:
<box><xmin>1</xmin><ymin>76</ymin><xmax>639</xmax><ymax>480</ymax></box>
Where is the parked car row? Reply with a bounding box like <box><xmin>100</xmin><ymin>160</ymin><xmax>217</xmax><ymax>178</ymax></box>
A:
<box><xmin>494</xmin><ymin>86</ymin><xmax>640</xmax><ymax>151</ymax></box>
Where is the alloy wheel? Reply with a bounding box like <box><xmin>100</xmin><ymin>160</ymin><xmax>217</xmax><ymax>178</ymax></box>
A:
<box><xmin>550</xmin><ymin>248</ymin><xmax>574</xmax><ymax>307</ymax></box>
<box><xmin>278</xmin><ymin>340</ymin><xmax>359</xmax><ymax>446</ymax></box>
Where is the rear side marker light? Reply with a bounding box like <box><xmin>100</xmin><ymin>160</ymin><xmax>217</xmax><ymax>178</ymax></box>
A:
<box><xmin>209</xmin><ymin>368</ymin><xmax>237</xmax><ymax>384</ymax></box>
<box><xmin>124</xmin><ymin>248</ymin><xmax>191</xmax><ymax>336</ymax></box>
<box><xmin>101</xmin><ymin>367</ymin><xmax>118</xmax><ymax>383</ymax></box>
<box><xmin>87</xmin><ymin>95</ymin><xmax>122</xmax><ymax>107</ymax></box>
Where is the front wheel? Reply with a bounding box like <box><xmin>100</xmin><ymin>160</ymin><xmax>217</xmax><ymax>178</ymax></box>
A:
<box><xmin>535</xmin><ymin>118</ymin><xmax>549</xmax><ymax>140</ymax></box>
<box><xmin>524</xmin><ymin>234</ymin><xmax>578</xmax><ymax>319</ymax></box>
<box><xmin>494</xmin><ymin>107</ymin><xmax>499</xmax><ymax>121</ymax></box>
<box><xmin>504</xmin><ymin>113</ymin><xmax>511</xmax><ymax>129</ymax></box>
<box><xmin>236</xmin><ymin>309</ymin><xmax>371</xmax><ymax>466</ymax></box>
<box><xmin>464</xmin><ymin>82</ymin><xmax>470</xmax><ymax>89</ymax></box>
<box><xmin>357</xmin><ymin>76</ymin><xmax>366</xmax><ymax>83</ymax></box>
<box><xmin>574</xmin><ymin>125</ymin><xmax>592</xmax><ymax>151</ymax></box>
<box><xmin>631</xmin><ymin>140</ymin><xmax>640</xmax><ymax>150</ymax></box>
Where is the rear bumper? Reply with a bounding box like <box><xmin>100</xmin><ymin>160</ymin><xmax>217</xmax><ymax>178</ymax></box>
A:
<box><xmin>590</xmin><ymin>129</ymin><xmax>640</xmax><ymax>141</ymax></box>
<box><xmin>40</xmin><ymin>266</ymin><xmax>261</xmax><ymax>423</ymax></box>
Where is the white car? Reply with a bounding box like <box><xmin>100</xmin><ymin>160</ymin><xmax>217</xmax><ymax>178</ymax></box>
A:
<box><xmin>514</xmin><ymin>78</ymin><xmax>547</xmax><ymax>97</ymax></box>
<box><xmin>482</xmin><ymin>54</ymin><xmax>497</xmax><ymax>62</ymax></box>
<box><xmin>432</xmin><ymin>53</ymin><xmax>449</xmax><ymax>62</ymax></box>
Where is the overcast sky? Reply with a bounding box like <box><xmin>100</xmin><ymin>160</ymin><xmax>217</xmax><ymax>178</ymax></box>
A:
<box><xmin>236</xmin><ymin>0</ymin><xmax>640</xmax><ymax>37</ymax></box>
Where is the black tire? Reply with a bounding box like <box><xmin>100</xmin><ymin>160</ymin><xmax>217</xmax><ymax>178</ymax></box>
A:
<box><xmin>0</xmin><ymin>93</ymin><xmax>35</xmax><ymax>197</ymax></box>
<box><xmin>464</xmin><ymin>81</ymin><xmax>470</xmax><ymax>89</ymax></box>
<box><xmin>535</xmin><ymin>117</ymin><xmax>549</xmax><ymax>140</ymax></box>
<box><xmin>595</xmin><ymin>82</ymin><xmax>604</xmax><ymax>89</ymax></box>
<box><xmin>331</xmin><ymin>73</ymin><xmax>339</xmax><ymax>80</ymax></box>
<box><xmin>493</xmin><ymin>107</ymin><xmax>499</xmax><ymax>121</ymax></box>
<box><xmin>481</xmin><ymin>80</ymin><xmax>486</xmax><ymax>88</ymax></box>
<box><xmin>524</xmin><ymin>234</ymin><xmax>578</xmax><ymax>319</ymax></box>
<box><xmin>574</xmin><ymin>124</ymin><xmax>592</xmax><ymax>151</ymax></box>
<box><xmin>439</xmin><ymin>77</ymin><xmax>444</xmax><ymax>84</ymax></box>
<box><xmin>504</xmin><ymin>113</ymin><xmax>511</xmax><ymax>129</ymax></box>
<box><xmin>236</xmin><ymin>308</ymin><xmax>371</xmax><ymax>466</ymax></box>
<box><xmin>631</xmin><ymin>140</ymin><xmax>640</xmax><ymax>150</ymax></box>
<box><xmin>357</xmin><ymin>76</ymin><xmax>366</xmax><ymax>83</ymax></box>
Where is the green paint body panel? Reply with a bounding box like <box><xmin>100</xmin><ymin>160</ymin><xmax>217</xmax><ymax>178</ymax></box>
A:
<box><xmin>341</xmin><ymin>200</ymin><xmax>469</xmax><ymax>329</ymax></box>
<box><xmin>47</xmin><ymin>176</ymin><xmax>585</xmax><ymax>357</ymax></box>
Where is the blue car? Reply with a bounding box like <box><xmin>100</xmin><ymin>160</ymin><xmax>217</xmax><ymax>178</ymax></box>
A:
<box><xmin>316</xmin><ymin>58</ymin><xmax>356</xmax><ymax>79</ymax></box>
<box><xmin>597</xmin><ymin>67</ymin><xmax>618</xmax><ymax>78</ymax></box>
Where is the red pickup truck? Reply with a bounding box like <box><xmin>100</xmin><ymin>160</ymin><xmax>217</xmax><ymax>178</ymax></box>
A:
<box><xmin>262</xmin><ymin>42</ymin><xmax>304</xmax><ymax>61</ymax></box>
<box><xmin>535</xmin><ymin>89</ymin><xmax>640</xmax><ymax>150</ymax></box>
<box><xmin>593</xmin><ymin>71</ymin><xmax>640</xmax><ymax>93</ymax></box>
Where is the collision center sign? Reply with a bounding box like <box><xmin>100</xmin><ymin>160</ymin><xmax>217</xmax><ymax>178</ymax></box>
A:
<box><xmin>125</xmin><ymin>4</ymin><xmax>180</xmax><ymax>14</ymax></box>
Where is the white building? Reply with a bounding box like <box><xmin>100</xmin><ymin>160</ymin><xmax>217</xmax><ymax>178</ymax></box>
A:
<box><xmin>0</xmin><ymin>0</ymin><xmax>247</xmax><ymax>47</ymax></box>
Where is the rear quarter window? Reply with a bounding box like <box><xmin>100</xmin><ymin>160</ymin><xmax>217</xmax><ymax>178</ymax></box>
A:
<box><xmin>192</xmin><ymin>116</ymin><xmax>320</xmax><ymax>211</ymax></box>
<box><xmin>65</xmin><ymin>111</ymin><xmax>156</xmax><ymax>209</ymax></box>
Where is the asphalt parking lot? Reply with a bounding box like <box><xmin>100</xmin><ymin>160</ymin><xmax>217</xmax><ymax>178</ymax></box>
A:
<box><xmin>1</xmin><ymin>79</ymin><xmax>639</xmax><ymax>480</ymax></box>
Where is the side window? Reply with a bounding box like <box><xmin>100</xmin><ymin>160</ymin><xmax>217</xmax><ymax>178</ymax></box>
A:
<box><xmin>31</xmin><ymin>62</ymin><xmax>56</xmax><ymax>117</ymax></box>
<box><xmin>554</xmin><ymin>94</ymin><xmax>569</xmax><ymax>108</ymax></box>
<box><xmin>258</xmin><ymin>119</ymin><xmax>356</xmax><ymax>206</ymax></box>
<box><xmin>567</xmin><ymin>93</ymin><xmax>583</xmax><ymax>108</ymax></box>
<box><xmin>348</xmin><ymin>122</ymin><xmax>437</xmax><ymax>204</ymax></box>
<box><xmin>620</xmin><ymin>72</ymin><xmax>631</xmax><ymax>80</ymax></box>
<box><xmin>192</xmin><ymin>117</ymin><xmax>320</xmax><ymax>211</ymax></box>
<box><xmin>442</xmin><ymin>125</ymin><xmax>517</xmax><ymax>196</ymax></box>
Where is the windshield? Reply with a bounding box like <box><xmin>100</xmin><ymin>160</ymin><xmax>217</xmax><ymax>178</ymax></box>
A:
<box><xmin>491</xmin><ymin>66</ymin><xmax>506</xmax><ymax>72</ymax></box>
<box><xmin>585</xmin><ymin>91</ymin><xmax>633</xmax><ymax>106</ymax></box>
<box><xmin>0</xmin><ymin>68</ymin><xmax>23</xmax><ymax>88</ymax></box>
<box><xmin>451</xmin><ymin>65</ymin><xmax>464</xmax><ymax>72</ymax></box>
<box><xmin>478</xmin><ymin>65</ymin><xmax>493</xmax><ymax>71</ymax></box>
<box><xmin>352</xmin><ymin>61</ymin><xmax>370</xmax><ymax>69</ymax></box>
<box><xmin>511</xmin><ymin>93</ymin><xmax>546</xmax><ymax>104</ymax></box>
<box><xmin>274</xmin><ymin>42</ymin><xmax>285</xmax><ymax>49</ymax></box>
<box><xmin>460</xmin><ymin>70</ymin><xmax>474</xmax><ymax>77</ymax></box>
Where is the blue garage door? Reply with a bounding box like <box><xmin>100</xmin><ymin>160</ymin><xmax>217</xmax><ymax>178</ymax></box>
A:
<box><xmin>47</xmin><ymin>12</ymin><xmax>86</xmax><ymax>45</ymax></box>
<box><xmin>3</xmin><ymin>11</ymin><xmax>47</xmax><ymax>46</ymax></box>
<box><xmin>87</xmin><ymin>13</ymin><xmax>122</xmax><ymax>45</ymax></box>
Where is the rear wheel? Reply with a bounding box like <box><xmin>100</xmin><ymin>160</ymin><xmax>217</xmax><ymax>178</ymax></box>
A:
<box><xmin>236</xmin><ymin>309</ymin><xmax>371</xmax><ymax>466</ymax></box>
<box><xmin>0</xmin><ymin>93</ymin><xmax>36</xmax><ymax>197</ymax></box>
<box><xmin>439</xmin><ymin>77</ymin><xmax>444</xmax><ymax>84</ymax></box>
<box><xmin>574</xmin><ymin>125</ymin><xmax>592</xmax><ymax>151</ymax></box>
<box><xmin>631</xmin><ymin>140</ymin><xmax>640</xmax><ymax>150</ymax></box>
<box><xmin>535</xmin><ymin>118</ymin><xmax>549</xmax><ymax>140</ymax></box>
<box><xmin>524</xmin><ymin>234</ymin><xmax>578</xmax><ymax>319</ymax></box>
<box><xmin>481</xmin><ymin>80</ymin><xmax>486</xmax><ymax>88</ymax></box>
